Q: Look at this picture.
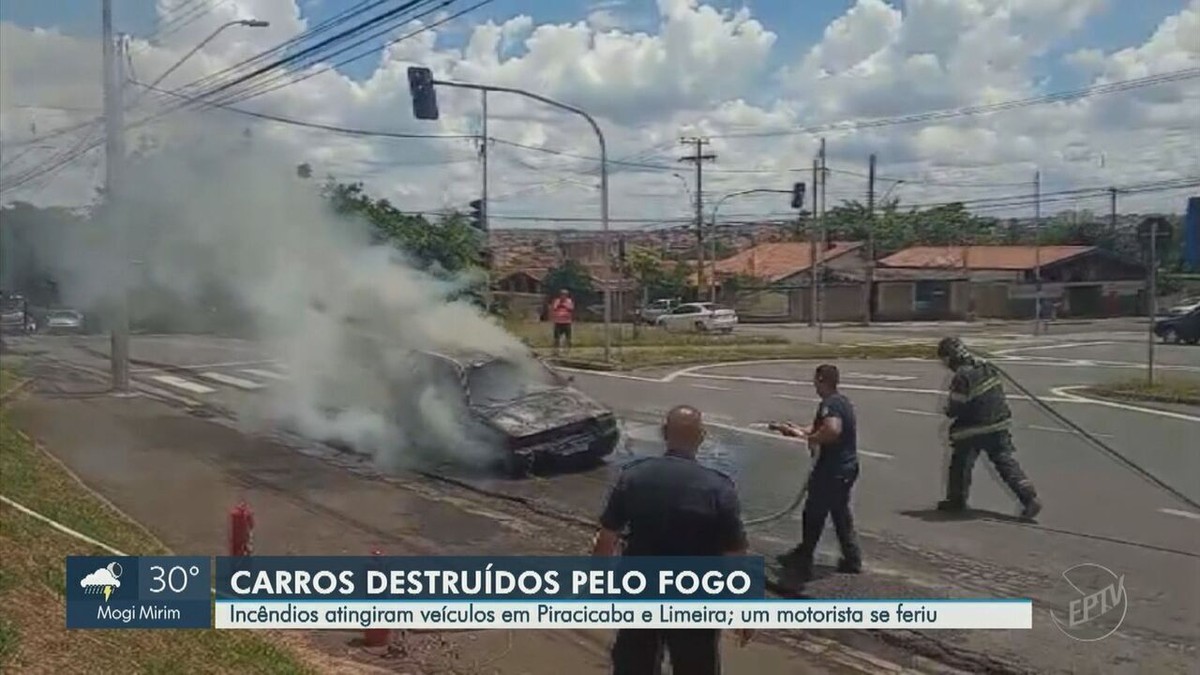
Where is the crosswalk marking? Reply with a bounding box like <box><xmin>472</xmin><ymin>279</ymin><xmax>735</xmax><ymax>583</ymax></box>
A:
<box><xmin>200</xmin><ymin>372</ymin><xmax>263</xmax><ymax>390</ymax></box>
<box><xmin>149</xmin><ymin>374</ymin><xmax>216</xmax><ymax>394</ymax></box>
<box><xmin>241</xmin><ymin>368</ymin><xmax>288</xmax><ymax>381</ymax></box>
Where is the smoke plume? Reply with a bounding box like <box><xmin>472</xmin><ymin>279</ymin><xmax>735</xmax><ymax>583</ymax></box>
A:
<box><xmin>48</xmin><ymin>127</ymin><xmax>529</xmax><ymax>470</ymax></box>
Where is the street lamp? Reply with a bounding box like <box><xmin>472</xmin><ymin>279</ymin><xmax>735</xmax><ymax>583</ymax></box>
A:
<box><xmin>145</xmin><ymin>19</ymin><xmax>270</xmax><ymax>92</ymax></box>
<box><xmin>709</xmin><ymin>188</ymin><xmax>790</xmax><ymax>302</ymax></box>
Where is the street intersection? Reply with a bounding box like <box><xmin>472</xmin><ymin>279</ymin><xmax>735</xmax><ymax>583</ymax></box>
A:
<box><xmin>15</xmin><ymin>324</ymin><xmax>1200</xmax><ymax>674</ymax></box>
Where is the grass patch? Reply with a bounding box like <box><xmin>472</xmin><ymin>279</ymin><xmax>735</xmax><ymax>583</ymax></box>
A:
<box><xmin>1084</xmin><ymin>376</ymin><xmax>1200</xmax><ymax>406</ymax></box>
<box><xmin>0</xmin><ymin>369</ymin><xmax>317</xmax><ymax>675</ymax></box>
<box><xmin>505</xmin><ymin>320</ymin><xmax>787</xmax><ymax>349</ymax></box>
<box><xmin>540</xmin><ymin>342</ymin><xmax>936</xmax><ymax>370</ymax></box>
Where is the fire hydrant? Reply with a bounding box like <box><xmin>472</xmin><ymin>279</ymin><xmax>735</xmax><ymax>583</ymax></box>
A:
<box><xmin>362</xmin><ymin>548</ymin><xmax>392</xmax><ymax>647</ymax></box>
<box><xmin>229</xmin><ymin>501</ymin><xmax>254</xmax><ymax>557</ymax></box>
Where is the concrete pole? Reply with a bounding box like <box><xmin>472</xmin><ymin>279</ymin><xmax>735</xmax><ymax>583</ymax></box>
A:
<box><xmin>103</xmin><ymin>1</ymin><xmax>129</xmax><ymax>392</ymax></box>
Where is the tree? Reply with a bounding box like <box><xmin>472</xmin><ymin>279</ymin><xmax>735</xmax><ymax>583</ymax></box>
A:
<box><xmin>321</xmin><ymin>180</ymin><xmax>483</xmax><ymax>277</ymax></box>
<box><xmin>627</xmin><ymin>246</ymin><xmax>691</xmax><ymax>302</ymax></box>
<box><xmin>542</xmin><ymin>260</ymin><xmax>598</xmax><ymax>306</ymax></box>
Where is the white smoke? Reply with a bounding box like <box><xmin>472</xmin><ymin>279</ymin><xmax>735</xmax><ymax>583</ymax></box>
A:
<box><xmin>48</xmin><ymin>122</ymin><xmax>530</xmax><ymax>470</ymax></box>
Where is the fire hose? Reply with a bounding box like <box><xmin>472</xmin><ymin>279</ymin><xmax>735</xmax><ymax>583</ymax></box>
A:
<box><xmin>739</xmin><ymin>350</ymin><xmax>1200</xmax><ymax>527</ymax></box>
<box><xmin>981</xmin><ymin>350</ymin><xmax>1200</xmax><ymax>513</ymax></box>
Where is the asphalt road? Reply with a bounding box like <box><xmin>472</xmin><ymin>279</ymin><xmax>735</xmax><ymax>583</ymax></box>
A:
<box><xmin>18</xmin><ymin>328</ymin><xmax>1200</xmax><ymax>674</ymax></box>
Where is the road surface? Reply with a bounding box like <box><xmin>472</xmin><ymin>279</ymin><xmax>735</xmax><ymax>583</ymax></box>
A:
<box><xmin>16</xmin><ymin>327</ymin><xmax>1200</xmax><ymax>674</ymax></box>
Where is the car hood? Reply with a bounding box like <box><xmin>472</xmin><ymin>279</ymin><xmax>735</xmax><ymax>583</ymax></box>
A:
<box><xmin>478</xmin><ymin>386</ymin><xmax>611</xmax><ymax>438</ymax></box>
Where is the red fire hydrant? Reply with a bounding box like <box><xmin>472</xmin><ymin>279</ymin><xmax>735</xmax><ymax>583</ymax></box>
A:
<box><xmin>362</xmin><ymin>548</ymin><xmax>392</xmax><ymax>648</ymax></box>
<box><xmin>229</xmin><ymin>501</ymin><xmax>254</xmax><ymax>557</ymax></box>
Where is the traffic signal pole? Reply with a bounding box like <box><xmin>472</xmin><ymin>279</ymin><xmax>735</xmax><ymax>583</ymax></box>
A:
<box><xmin>409</xmin><ymin>72</ymin><xmax>612</xmax><ymax>362</ymax></box>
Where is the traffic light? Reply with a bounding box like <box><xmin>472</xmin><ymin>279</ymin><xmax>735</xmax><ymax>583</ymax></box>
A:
<box><xmin>407</xmin><ymin>66</ymin><xmax>439</xmax><ymax>121</ymax></box>
<box><xmin>468</xmin><ymin>199</ymin><xmax>486</xmax><ymax>231</ymax></box>
<box><xmin>618</xmin><ymin>237</ymin><xmax>627</xmax><ymax>265</ymax></box>
<box><xmin>790</xmin><ymin>182</ymin><xmax>806</xmax><ymax>210</ymax></box>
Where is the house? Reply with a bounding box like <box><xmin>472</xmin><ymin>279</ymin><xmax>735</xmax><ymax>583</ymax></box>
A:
<box><xmin>705</xmin><ymin>241</ymin><xmax>869</xmax><ymax>322</ymax></box>
<box><xmin>493</xmin><ymin>265</ymin><xmax>639</xmax><ymax>322</ymax></box>
<box><xmin>874</xmin><ymin>245</ymin><xmax>1146</xmax><ymax>320</ymax></box>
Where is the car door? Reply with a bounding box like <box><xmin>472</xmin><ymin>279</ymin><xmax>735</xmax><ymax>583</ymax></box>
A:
<box><xmin>664</xmin><ymin>304</ymin><xmax>706</xmax><ymax>332</ymax></box>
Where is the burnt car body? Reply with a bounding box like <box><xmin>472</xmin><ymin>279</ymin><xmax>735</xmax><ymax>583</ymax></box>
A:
<box><xmin>420</xmin><ymin>350</ymin><xmax>621</xmax><ymax>476</ymax></box>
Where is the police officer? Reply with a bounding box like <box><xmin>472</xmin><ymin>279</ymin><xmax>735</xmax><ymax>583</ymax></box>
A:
<box><xmin>593</xmin><ymin>405</ymin><xmax>751</xmax><ymax>675</ymax></box>
<box><xmin>772</xmin><ymin>364</ymin><xmax>862</xmax><ymax>581</ymax></box>
<box><xmin>936</xmin><ymin>337</ymin><xmax>1043</xmax><ymax>521</ymax></box>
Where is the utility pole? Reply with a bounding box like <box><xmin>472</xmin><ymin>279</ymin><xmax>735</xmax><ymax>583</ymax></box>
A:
<box><xmin>864</xmin><ymin>153</ymin><xmax>876</xmax><ymax>325</ymax></box>
<box><xmin>810</xmin><ymin>158</ymin><xmax>819</xmax><ymax>328</ymax></box>
<box><xmin>1109</xmin><ymin>187</ymin><xmax>1118</xmax><ymax>234</ymax></box>
<box><xmin>479</xmin><ymin>90</ymin><xmax>491</xmax><ymax>311</ymax></box>
<box><xmin>1147</xmin><ymin>218</ymin><xmax>1158</xmax><ymax>385</ymax></box>
<box><xmin>1033</xmin><ymin>169</ymin><xmax>1042</xmax><ymax>336</ymax></box>
<box><xmin>103</xmin><ymin>0</ymin><xmax>129</xmax><ymax>392</ymax></box>
<box><xmin>816</xmin><ymin>138</ymin><xmax>827</xmax><ymax>343</ymax></box>
<box><xmin>680</xmin><ymin>137</ymin><xmax>715</xmax><ymax>299</ymax></box>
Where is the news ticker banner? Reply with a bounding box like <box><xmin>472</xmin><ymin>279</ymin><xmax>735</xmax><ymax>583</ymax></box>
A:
<box><xmin>66</xmin><ymin>555</ymin><xmax>1032</xmax><ymax>630</ymax></box>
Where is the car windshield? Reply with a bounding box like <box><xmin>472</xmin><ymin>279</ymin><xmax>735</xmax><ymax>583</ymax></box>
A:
<box><xmin>467</xmin><ymin>358</ymin><xmax>561</xmax><ymax>405</ymax></box>
<box><xmin>49</xmin><ymin>310</ymin><xmax>79</xmax><ymax>318</ymax></box>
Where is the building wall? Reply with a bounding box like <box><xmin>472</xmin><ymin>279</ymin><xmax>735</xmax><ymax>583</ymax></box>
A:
<box><xmin>876</xmin><ymin>282</ymin><xmax>915</xmax><ymax>320</ymax></box>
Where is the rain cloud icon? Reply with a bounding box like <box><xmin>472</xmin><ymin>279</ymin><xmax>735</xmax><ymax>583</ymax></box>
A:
<box><xmin>80</xmin><ymin>562</ymin><xmax>123</xmax><ymax>602</ymax></box>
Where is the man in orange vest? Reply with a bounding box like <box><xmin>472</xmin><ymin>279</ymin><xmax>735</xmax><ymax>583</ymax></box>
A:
<box><xmin>549</xmin><ymin>289</ymin><xmax>575</xmax><ymax>356</ymax></box>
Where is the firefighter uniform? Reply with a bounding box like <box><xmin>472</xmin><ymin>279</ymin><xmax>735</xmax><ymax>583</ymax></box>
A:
<box><xmin>937</xmin><ymin>337</ymin><xmax>1042</xmax><ymax>520</ymax></box>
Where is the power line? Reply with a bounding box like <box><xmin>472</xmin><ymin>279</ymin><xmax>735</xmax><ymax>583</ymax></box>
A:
<box><xmin>708</xmin><ymin>67</ymin><xmax>1200</xmax><ymax>139</ymax></box>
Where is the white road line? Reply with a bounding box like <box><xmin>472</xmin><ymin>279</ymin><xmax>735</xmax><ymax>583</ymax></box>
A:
<box><xmin>130</xmin><ymin>358</ymin><xmax>276</xmax><ymax>374</ymax></box>
<box><xmin>690</xmin><ymin>384</ymin><xmax>731</xmax><ymax>391</ymax></box>
<box><xmin>1027</xmin><ymin>424</ymin><xmax>1114</xmax><ymax>439</ymax></box>
<box><xmin>992</xmin><ymin>341</ymin><xmax>1115</xmax><ymax>356</ymax></box>
<box><xmin>846</xmin><ymin>372</ymin><xmax>917</xmax><ymax>382</ymax></box>
<box><xmin>1050</xmin><ymin>386</ymin><xmax>1200</xmax><ymax>423</ymax></box>
<box><xmin>774</xmin><ymin>394</ymin><xmax>820</xmax><ymax>402</ymax></box>
<box><xmin>895</xmin><ymin>408</ymin><xmax>939</xmax><ymax>417</ymax></box>
<box><xmin>1159</xmin><ymin>508</ymin><xmax>1200</xmax><ymax>521</ymax></box>
<box><xmin>149</xmin><ymin>374</ymin><xmax>215</xmax><ymax>394</ymax></box>
<box><xmin>199</xmin><ymin>372</ymin><xmax>263</xmax><ymax>390</ymax></box>
<box><xmin>241</xmin><ymin>368</ymin><xmax>288</xmax><ymax>381</ymax></box>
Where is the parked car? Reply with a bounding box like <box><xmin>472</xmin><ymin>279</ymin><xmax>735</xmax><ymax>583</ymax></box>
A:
<box><xmin>635</xmin><ymin>298</ymin><xmax>680</xmax><ymax>324</ymax></box>
<box><xmin>0</xmin><ymin>294</ymin><xmax>35</xmax><ymax>334</ymax></box>
<box><xmin>1154</xmin><ymin>307</ymin><xmax>1200</xmax><ymax>344</ymax></box>
<box><xmin>655</xmin><ymin>302</ymin><xmax>738</xmax><ymax>333</ymax></box>
<box><xmin>1164</xmin><ymin>297</ymin><xmax>1200</xmax><ymax>317</ymax></box>
<box><xmin>44</xmin><ymin>309</ymin><xmax>84</xmax><ymax>334</ymax></box>
<box><xmin>419</xmin><ymin>350</ymin><xmax>621</xmax><ymax>476</ymax></box>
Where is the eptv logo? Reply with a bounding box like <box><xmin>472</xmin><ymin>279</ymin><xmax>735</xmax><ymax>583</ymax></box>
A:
<box><xmin>1049</xmin><ymin>563</ymin><xmax>1127</xmax><ymax>642</ymax></box>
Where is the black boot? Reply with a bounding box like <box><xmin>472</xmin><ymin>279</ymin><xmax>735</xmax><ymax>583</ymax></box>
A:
<box><xmin>836</xmin><ymin>558</ymin><xmax>862</xmax><ymax>574</ymax></box>
<box><xmin>1020</xmin><ymin>497</ymin><xmax>1043</xmax><ymax>521</ymax></box>
<box><xmin>937</xmin><ymin>498</ymin><xmax>966</xmax><ymax>512</ymax></box>
<box><xmin>775</xmin><ymin>548</ymin><xmax>813</xmax><ymax>581</ymax></box>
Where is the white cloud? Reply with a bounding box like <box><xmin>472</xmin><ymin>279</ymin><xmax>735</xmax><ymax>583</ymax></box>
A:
<box><xmin>1</xmin><ymin>0</ymin><xmax>1197</xmax><ymax>222</ymax></box>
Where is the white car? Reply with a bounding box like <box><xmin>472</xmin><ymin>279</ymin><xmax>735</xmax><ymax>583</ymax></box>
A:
<box><xmin>1165</xmin><ymin>297</ymin><xmax>1200</xmax><ymax>317</ymax></box>
<box><xmin>655</xmin><ymin>302</ymin><xmax>738</xmax><ymax>333</ymax></box>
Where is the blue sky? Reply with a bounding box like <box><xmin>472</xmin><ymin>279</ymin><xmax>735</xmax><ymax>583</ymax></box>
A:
<box><xmin>1</xmin><ymin>0</ymin><xmax>1187</xmax><ymax>90</ymax></box>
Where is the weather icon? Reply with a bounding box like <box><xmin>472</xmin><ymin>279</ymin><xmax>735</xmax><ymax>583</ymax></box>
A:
<box><xmin>80</xmin><ymin>562</ymin><xmax>123</xmax><ymax>602</ymax></box>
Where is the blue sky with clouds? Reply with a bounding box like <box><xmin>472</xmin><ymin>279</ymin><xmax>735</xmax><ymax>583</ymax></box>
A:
<box><xmin>2</xmin><ymin>0</ymin><xmax>1187</xmax><ymax>88</ymax></box>
<box><xmin>2</xmin><ymin>1</ymin><xmax>1196</xmax><ymax>214</ymax></box>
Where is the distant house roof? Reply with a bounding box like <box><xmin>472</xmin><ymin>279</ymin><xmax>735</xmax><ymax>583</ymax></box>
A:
<box><xmin>711</xmin><ymin>241</ymin><xmax>865</xmax><ymax>283</ymax></box>
<box><xmin>879</xmin><ymin>245</ymin><xmax>1096</xmax><ymax>271</ymax></box>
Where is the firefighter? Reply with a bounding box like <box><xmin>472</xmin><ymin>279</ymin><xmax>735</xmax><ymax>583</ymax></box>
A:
<box><xmin>936</xmin><ymin>337</ymin><xmax>1043</xmax><ymax>521</ymax></box>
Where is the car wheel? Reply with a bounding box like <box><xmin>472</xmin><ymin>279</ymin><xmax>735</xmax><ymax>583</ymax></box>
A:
<box><xmin>694</xmin><ymin>320</ymin><xmax>707</xmax><ymax>332</ymax></box>
<box><xmin>1163</xmin><ymin>328</ymin><xmax>1179</xmax><ymax>344</ymax></box>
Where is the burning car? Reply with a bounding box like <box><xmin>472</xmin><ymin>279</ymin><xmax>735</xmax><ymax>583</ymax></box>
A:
<box><xmin>417</xmin><ymin>350</ymin><xmax>621</xmax><ymax>477</ymax></box>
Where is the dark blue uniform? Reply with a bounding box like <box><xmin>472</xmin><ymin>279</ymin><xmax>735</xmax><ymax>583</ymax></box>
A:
<box><xmin>783</xmin><ymin>393</ymin><xmax>862</xmax><ymax>574</ymax></box>
<box><xmin>599</xmin><ymin>452</ymin><xmax>747</xmax><ymax>675</ymax></box>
